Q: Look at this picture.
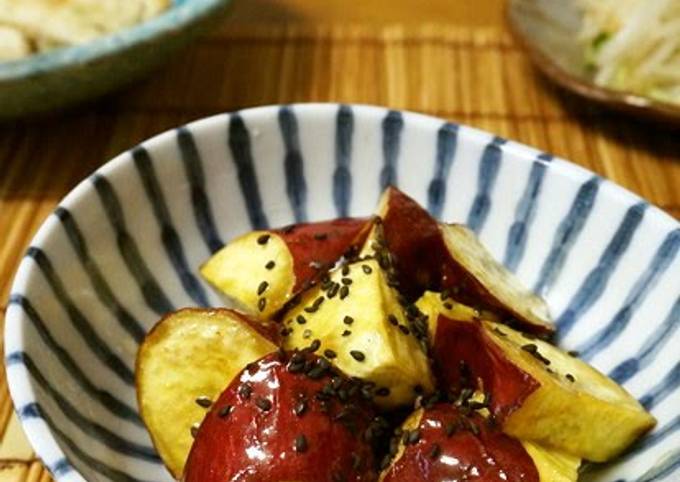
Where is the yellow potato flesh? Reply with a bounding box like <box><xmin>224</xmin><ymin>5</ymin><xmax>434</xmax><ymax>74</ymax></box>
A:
<box><xmin>522</xmin><ymin>441</ymin><xmax>580</xmax><ymax>482</ymax></box>
<box><xmin>486</xmin><ymin>321</ymin><xmax>656</xmax><ymax>461</ymax></box>
<box><xmin>282</xmin><ymin>259</ymin><xmax>434</xmax><ymax>408</ymax></box>
<box><xmin>200</xmin><ymin>231</ymin><xmax>295</xmax><ymax>319</ymax></box>
<box><xmin>415</xmin><ymin>290</ymin><xmax>488</xmax><ymax>336</ymax></box>
<box><xmin>136</xmin><ymin>309</ymin><xmax>276</xmax><ymax>478</ymax></box>
<box><xmin>440</xmin><ymin>223</ymin><xmax>553</xmax><ymax>332</ymax></box>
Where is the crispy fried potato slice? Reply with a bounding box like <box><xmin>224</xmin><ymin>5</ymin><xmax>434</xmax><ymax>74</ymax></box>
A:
<box><xmin>136</xmin><ymin>308</ymin><xmax>277</xmax><ymax>478</ymax></box>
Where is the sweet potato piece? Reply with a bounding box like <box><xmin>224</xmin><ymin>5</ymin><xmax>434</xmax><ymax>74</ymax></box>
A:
<box><xmin>281</xmin><ymin>258</ymin><xmax>435</xmax><ymax>409</ymax></box>
<box><xmin>201</xmin><ymin>218</ymin><xmax>372</xmax><ymax>318</ymax></box>
<box><xmin>365</xmin><ymin>187</ymin><xmax>553</xmax><ymax>335</ymax></box>
<box><xmin>136</xmin><ymin>308</ymin><xmax>277</xmax><ymax>478</ymax></box>
<box><xmin>429</xmin><ymin>313</ymin><xmax>655</xmax><ymax>461</ymax></box>
<box><xmin>184</xmin><ymin>351</ymin><xmax>378</xmax><ymax>482</ymax></box>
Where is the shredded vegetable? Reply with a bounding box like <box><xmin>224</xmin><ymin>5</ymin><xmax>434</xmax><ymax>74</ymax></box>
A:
<box><xmin>0</xmin><ymin>0</ymin><xmax>170</xmax><ymax>61</ymax></box>
<box><xmin>577</xmin><ymin>0</ymin><xmax>680</xmax><ymax>104</ymax></box>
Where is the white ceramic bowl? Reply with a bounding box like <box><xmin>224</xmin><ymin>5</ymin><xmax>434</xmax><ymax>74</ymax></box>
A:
<box><xmin>5</xmin><ymin>104</ymin><xmax>679</xmax><ymax>481</ymax></box>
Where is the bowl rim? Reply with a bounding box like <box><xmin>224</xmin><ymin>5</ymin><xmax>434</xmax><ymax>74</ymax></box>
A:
<box><xmin>0</xmin><ymin>0</ymin><xmax>230</xmax><ymax>81</ymax></box>
<box><xmin>4</xmin><ymin>103</ymin><xmax>678</xmax><ymax>481</ymax></box>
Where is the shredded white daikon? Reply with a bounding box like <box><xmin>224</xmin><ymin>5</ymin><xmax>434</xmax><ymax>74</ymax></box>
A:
<box><xmin>577</xmin><ymin>0</ymin><xmax>680</xmax><ymax>104</ymax></box>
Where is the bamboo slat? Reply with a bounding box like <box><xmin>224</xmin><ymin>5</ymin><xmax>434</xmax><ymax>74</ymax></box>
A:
<box><xmin>0</xmin><ymin>20</ymin><xmax>677</xmax><ymax>482</ymax></box>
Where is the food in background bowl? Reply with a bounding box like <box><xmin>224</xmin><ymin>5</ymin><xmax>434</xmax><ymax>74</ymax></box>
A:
<box><xmin>136</xmin><ymin>186</ymin><xmax>655</xmax><ymax>481</ymax></box>
<box><xmin>0</xmin><ymin>0</ymin><xmax>170</xmax><ymax>61</ymax></box>
<box><xmin>577</xmin><ymin>0</ymin><xmax>680</xmax><ymax>105</ymax></box>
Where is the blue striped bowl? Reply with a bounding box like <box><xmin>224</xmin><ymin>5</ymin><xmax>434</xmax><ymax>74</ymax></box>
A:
<box><xmin>5</xmin><ymin>104</ymin><xmax>679</xmax><ymax>481</ymax></box>
<box><xmin>0</xmin><ymin>0</ymin><xmax>231</xmax><ymax>119</ymax></box>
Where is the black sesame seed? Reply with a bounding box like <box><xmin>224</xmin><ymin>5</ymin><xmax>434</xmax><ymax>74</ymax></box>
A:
<box><xmin>257</xmin><ymin>234</ymin><xmax>271</xmax><ymax>245</ymax></box>
<box><xmin>521</xmin><ymin>343</ymin><xmax>551</xmax><ymax>365</ymax></box>
<box><xmin>429</xmin><ymin>443</ymin><xmax>441</xmax><ymax>459</ymax></box>
<box><xmin>307</xmin><ymin>366</ymin><xmax>326</xmax><ymax>379</ymax></box>
<box><xmin>566</xmin><ymin>373</ymin><xmax>576</xmax><ymax>382</ymax></box>
<box><xmin>343</xmin><ymin>315</ymin><xmax>354</xmax><ymax>325</ymax></box>
<box><xmin>444</xmin><ymin>421</ymin><xmax>456</xmax><ymax>437</ymax></box>
<box><xmin>339</xmin><ymin>286</ymin><xmax>350</xmax><ymax>299</ymax></box>
<box><xmin>341</xmin><ymin>265</ymin><xmax>350</xmax><ymax>276</ymax></box>
<box><xmin>568</xmin><ymin>350</ymin><xmax>580</xmax><ymax>357</ymax></box>
<box><xmin>467</xmin><ymin>401</ymin><xmax>487</xmax><ymax>410</ymax></box>
<box><xmin>281</xmin><ymin>224</ymin><xmax>296</xmax><ymax>234</ymax></box>
<box><xmin>342</xmin><ymin>330</ymin><xmax>352</xmax><ymax>337</ymax></box>
<box><xmin>493</xmin><ymin>327</ymin><xmax>508</xmax><ymax>337</ymax></box>
<box><xmin>195</xmin><ymin>396</ymin><xmax>212</xmax><ymax>408</ymax></box>
<box><xmin>483</xmin><ymin>391</ymin><xmax>492</xmax><ymax>406</ymax></box>
<box><xmin>350</xmin><ymin>350</ymin><xmax>365</xmax><ymax>362</ymax></box>
<box><xmin>265</xmin><ymin>260</ymin><xmax>276</xmax><ymax>270</ymax></box>
<box><xmin>303</xmin><ymin>329</ymin><xmax>312</xmax><ymax>339</ymax></box>
<box><xmin>190</xmin><ymin>424</ymin><xmax>199</xmax><ymax>438</ymax></box>
<box><xmin>361</xmin><ymin>386</ymin><xmax>374</xmax><ymax>400</ymax></box>
<box><xmin>443</xmin><ymin>302</ymin><xmax>453</xmax><ymax>310</ymax></box>
<box><xmin>332</xmin><ymin>471</ymin><xmax>346</xmax><ymax>482</ymax></box>
<box><xmin>388</xmin><ymin>314</ymin><xmax>399</xmax><ymax>326</ymax></box>
<box><xmin>376</xmin><ymin>387</ymin><xmax>390</xmax><ymax>397</ymax></box>
<box><xmin>257</xmin><ymin>281</ymin><xmax>269</xmax><ymax>295</ymax></box>
<box><xmin>324</xmin><ymin>349</ymin><xmax>337</xmax><ymax>359</ymax></box>
<box><xmin>307</xmin><ymin>339</ymin><xmax>321</xmax><ymax>352</ymax></box>
<box><xmin>314</xmin><ymin>232</ymin><xmax>328</xmax><ymax>241</ymax></box>
<box><xmin>399</xmin><ymin>325</ymin><xmax>410</xmax><ymax>335</ymax></box>
<box><xmin>258</xmin><ymin>297</ymin><xmax>266</xmax><ymax>312</ymax></box>
<box><xmin>239</xmin><ymin>383</ymin><xmax>253</xmax><ymax>400</ymax></box>
<box><xmin>294</xmin><ymin>434</ymin><xmax>308</xmax><ymax>453</ymax></box>
<box><xmin>341</xmin><ymin>278</ymin><xmax>353</xmax><ymax>286</ymax></box>
<box><xmin>218</xmin><ymin>405</ymin><xmax>233</xmax><ymax>418</ymax></box>
<box><xmin>361</xmin><ymin>264</ymin><xmax>372</xmax><ymax>274</ymax></box>
<box><xmin>406</xmin><ymin>429</ymin><xmax>421</xmax><ymax>444</ymax></box>
<box><xmin>294</xmin><ymin>399</ymin><xmax>307</xmax><ymax>416</ymax></box>
<box><xmin>296</xmin><ymin>315</ymin><xmax>307</xmax><ymax>325</ymax></box>
<box><xmin>521</xmin><ymin>343</ymin><xmax>538</xmax><ymax>353</ymax></box>
<box><xmin>255</xmin><ymin>397</ymin><xmax>272</xmax><ymax>411</ymax></box>
<box><xmin>351</xmin><ymin>452</ymin><xmax>362</xmax><ymax>470</ymax></box>
<box><xmin>327</xmin><ymin>282</ymin><xmax>340</xmax><ymax>298</ymax></box>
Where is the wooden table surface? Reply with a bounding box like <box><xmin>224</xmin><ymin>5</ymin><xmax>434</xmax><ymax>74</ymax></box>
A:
<box><xmin>0</xmin><ymin>0</ymin><xmax>678</xmax><ymax>480</ymax></box>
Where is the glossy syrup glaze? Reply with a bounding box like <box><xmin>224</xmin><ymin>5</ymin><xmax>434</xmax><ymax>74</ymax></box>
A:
<box><xmin>274</xmin><ymin>217</ymin><xmax>372</xmax><ymax>292</ymax></box>
<box><xmin>381</xmin><ymin>404</ymin><xmax>539</xmax><ymax>482</ymax></box>
<box><xmin>184</xmin><ymin>351</ymin><xmax>378</xmax><ymax>482</ymax></box>
<box><xmin>433</xmin><ymin>316</ymin><xmax>539</xmax><ymax>422</ymax></box>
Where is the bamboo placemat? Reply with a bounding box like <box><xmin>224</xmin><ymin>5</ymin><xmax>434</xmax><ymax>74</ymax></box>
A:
<box><xmin>0</xmin><ymin>23</ymin><xmax>678</xmax><ymax>481</ymax></box>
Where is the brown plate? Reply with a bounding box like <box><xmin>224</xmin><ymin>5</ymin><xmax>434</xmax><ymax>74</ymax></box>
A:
<box><xmin>507</xmin><ymin>0</ymin><xmax>680</xmax><ymax>124</ymax></box>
